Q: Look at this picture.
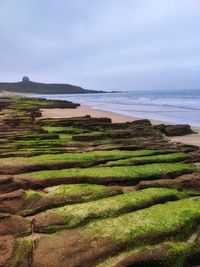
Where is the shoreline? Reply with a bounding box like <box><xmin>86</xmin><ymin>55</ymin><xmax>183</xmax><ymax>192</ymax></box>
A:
<box><xmin>0</xmin><ymin>93</ymin><xmax>199</xmax><ymax>147</ymax></box>
<box><xmin>0</xmin><ymin>91</ymin><xmax>31</xmax><ymax>97</ymax></box>
<box><xmin>41</xmin><ymin>104</ymin><xmax>200</xmax><ymax>147</ymax></box>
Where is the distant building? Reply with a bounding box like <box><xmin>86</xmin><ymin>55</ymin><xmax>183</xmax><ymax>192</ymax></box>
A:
<box><xmin>22</xmin><ymin>76</ymin><xmax>30</xmax><ymax>83</ymax></box>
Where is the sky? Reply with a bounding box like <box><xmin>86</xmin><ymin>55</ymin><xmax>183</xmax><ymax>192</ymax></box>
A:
<box><xmin>0</xmin><ymin>0</ymin><xmax>199</xmax><ymax>91</ymax></box>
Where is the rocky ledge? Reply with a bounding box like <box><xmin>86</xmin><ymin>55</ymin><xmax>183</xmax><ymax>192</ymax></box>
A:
<box><xmin>0</xmin><ymin>96</ymin><xmax>200</xmax><ymax>267</ymax></box>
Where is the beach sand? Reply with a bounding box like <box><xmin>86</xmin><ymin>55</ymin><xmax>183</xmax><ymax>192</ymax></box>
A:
<box><xmin>0</xmin><ymin>91</ymin><xmax>31</xmax><ymax>97</ymax></box>
<box><xmin>169</xmin><ymin>131</ymin><xmax>200</xmax><ymax>147</ymax></box>
<box><xmin>41</xmin><ymin>105</ymin><xmax>200</xmax><ymax>147</ymax></box>
<box><xmin>41</xmin><ymin>105</ymin><xmax>138</xmax><ymax>123</ymax></box>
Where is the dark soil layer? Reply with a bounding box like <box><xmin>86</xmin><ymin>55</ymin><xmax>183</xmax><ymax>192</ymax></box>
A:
<box><xmin>0</xmin><ymin>96</ymin><xmax>200</xmax><ymax>267</ymax></box>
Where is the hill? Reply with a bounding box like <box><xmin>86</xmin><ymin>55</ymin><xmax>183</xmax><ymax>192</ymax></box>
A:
<box><xmin>0</xmin><ymin>78</ymin><xmax>104</xmax><ymax>94</ymax></box>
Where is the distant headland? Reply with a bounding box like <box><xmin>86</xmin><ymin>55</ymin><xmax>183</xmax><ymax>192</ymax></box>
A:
<box><xmin>0</xmin><ymin>77</ymin><xmax>105</xmax><ymax>94</ymax></box>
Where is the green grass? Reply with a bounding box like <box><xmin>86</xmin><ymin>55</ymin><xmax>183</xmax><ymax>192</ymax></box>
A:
<box><xmin>103</xmin><ymin>152</ymin><xmax>189</xmax><ymax>167</ymax></box>
<box><xmin>15</xmin><ymin>163</ymin><xmax>196</xmax><ymax>184</ymax></box>
<box><xmin>33</xmin><ymin>188</ymin><xmax>185</xmax><ymax>232</ymax></box>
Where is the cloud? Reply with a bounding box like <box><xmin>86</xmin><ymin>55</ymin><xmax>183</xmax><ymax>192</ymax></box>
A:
<box><xmin>0</xmin><ymin>0</ymin><xmax>199</xmax><ymax>90</ymax></box>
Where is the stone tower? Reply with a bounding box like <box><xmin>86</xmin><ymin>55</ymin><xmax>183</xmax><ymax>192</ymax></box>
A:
<box><xmin>22</xmin><ymin>76</ymin><xmax>30</xmax><ymax>83</ymax></box>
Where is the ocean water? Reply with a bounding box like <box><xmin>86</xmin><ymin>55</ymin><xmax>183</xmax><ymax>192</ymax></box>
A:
<box><xmin>33</xmin><ymin>89</ymin><xmax>200</xmax><ymax>127</ymax></box>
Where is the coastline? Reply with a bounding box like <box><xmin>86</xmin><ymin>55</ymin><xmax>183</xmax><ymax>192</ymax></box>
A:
<box><xmin>41</xmin><ymin>105</ymin><xmax>138</xmax><ymax>123</ymax></box>
<box><xmin>41</xmin><ymin>104</ymin><xmax>200</xmax><ymax>147</ymax></box>
<box><xmin>0</xmin><ymin>93</ymin><xmax>199</xmax><ymax>147</ymax></box>
<box><xmin>0</xmin><ymin>91</ymin><xmax>32</xmax><ymax>97</ymax></box>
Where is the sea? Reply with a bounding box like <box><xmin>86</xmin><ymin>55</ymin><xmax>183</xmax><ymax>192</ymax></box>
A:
<box><xmin>32</xmin><ymin>89</ymin><xmax>200</xmax><ymax>127</ymax></box>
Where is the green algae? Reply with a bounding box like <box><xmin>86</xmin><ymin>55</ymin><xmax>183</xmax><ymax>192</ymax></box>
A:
<box><xmin>15</xmin><ymin>163</ymin><xmax>196</xmax><ymax>183</ymax></box>
<box><xmin>0</xmin><ymin>149</ymin><xmax>172</xmax><ymax>164</ymax></box>
<box><xmin>34</xmin><ymin>188</ymin><xmax>185</xmax><ymax>232</ymax></box>
<box><xmin>43</xmin><ymin>126</ymin><xmax>87</xmax><ymax>134</ymax></box>
<box><xmin>86</xmin><ymin>198</ymin><xmax>200</xmax><ymax>243</ymax></box>
<box><xmin>9</xmin><ymin>96</ymin><xmax>73</xmax><ymax>110</ymax></box>
<box><xmin>0</xmin><ymin>148</ymin><xmax>64</xmax><ymax>157</ymax></box>
<box><xmin>9</xmin><ymin>237</ymin><xmax>32</xmax><ymax>267</ymax></box>
<box><xmin>0</xmin><ymin>149</ymin><xmax>181</xmax><ymax>174</ymax></box>
<box><xmin>95</xmin><ymin>241</ymin><xmax>198</xmax><ymax>267</ymax></box>
<box><xmin>43</xmin><ymin>126</ymin><xmax>69</xmax><ymax>132</ymax></box>
<box><xmin>19</xmin><ymin>184</ymin><xmax>123</xmax><ymax>216</ymax></box>
<box><xmin>73</xmin><ymin>131</ymin><xmax>107</xmax><ymax>140</ymax></box>
<box><xmin>13</xmin><ymin>139</ymin><xmax>63</xmax><ymax>147</ymax></box>
<box><xmin>24</xmin><ymin>190</ymin><xmax>42</xmax><ymax>202</ymax></box>
<box><xmin>46</xmin><ymin>183</ymin><xmax>122</xmax><ymax>200</ymax></box>
<box><xmin>103</xmin><ymin>152</ymin><xmax>189</xmax><ymax>166</ymax></box>
<box><xmin>1</xmin><ymin>96</ymin><xmax>200</xmax><ymax>267</ymax></box>
<box><xmin>58</xmin><ymin>133</ymin><xmax>72</xmax><ymax>140</ymax></box>
<box><xmin>14</xmin><ymin>133</ymin><xmax>59</xmax><ymax>141</ymax></box>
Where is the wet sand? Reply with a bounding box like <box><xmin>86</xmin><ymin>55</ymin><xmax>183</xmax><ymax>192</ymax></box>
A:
<box><xmin>41</xmin><ymin>105</ymin><xmax>200</xmax><ymax>147</ymax></box>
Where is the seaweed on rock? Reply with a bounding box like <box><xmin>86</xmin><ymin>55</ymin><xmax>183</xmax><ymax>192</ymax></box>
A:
<box><xmin>0</xmin><ymin>96</ymin><xmax>200</xmax><ymax>267</ymax></box>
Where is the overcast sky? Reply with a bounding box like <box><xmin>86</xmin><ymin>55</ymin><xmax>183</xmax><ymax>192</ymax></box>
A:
<box><xmin>0</xmin><ymin>0</ymin><xmax>199</xmax><ymax>90</ymax></box>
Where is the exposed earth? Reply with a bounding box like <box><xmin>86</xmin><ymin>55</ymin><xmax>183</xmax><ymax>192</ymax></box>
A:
<box><xmin>0</xmin><ymin>96</ymin><xmax>200</xmax><ymax>267</ymax></box>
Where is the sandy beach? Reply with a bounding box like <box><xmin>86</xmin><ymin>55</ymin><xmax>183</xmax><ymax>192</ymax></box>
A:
<box><xmin>41</xmin><ymin>105</ymin><xmax>138</xmax><ymax>123</ymax></box>
<box><xmin>0</xmin><ymin>91</ymin><xmax>31</xmax><ymax>97</ymax></box>
<box><xmin>41</xmin><ymin>105</ymin><xmax>200</xmax><ymax>147</ymax></box>
<box><xmin>1</xmin><ymin>92</ymin><xmax>199</xmax><ymax>147</ymax></box>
